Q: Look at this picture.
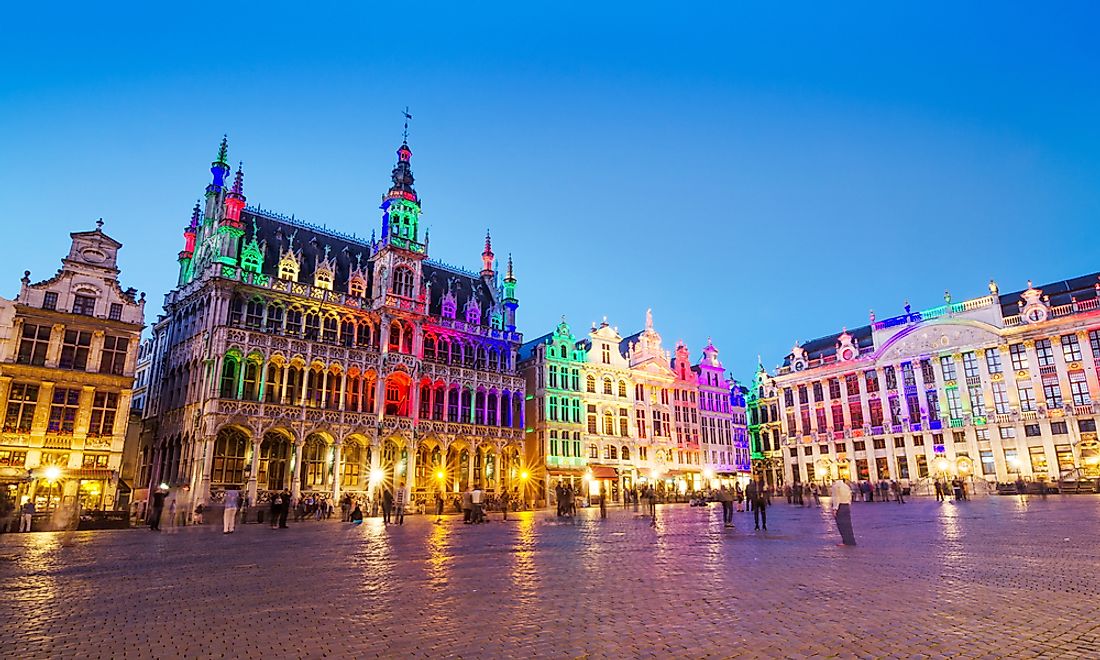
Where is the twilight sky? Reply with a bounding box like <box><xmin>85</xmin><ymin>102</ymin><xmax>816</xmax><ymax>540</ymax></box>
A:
<box><xmin>1</xmin><ymin>3</ymin><xmax>1098</xmax><ymax>381</ymax></box>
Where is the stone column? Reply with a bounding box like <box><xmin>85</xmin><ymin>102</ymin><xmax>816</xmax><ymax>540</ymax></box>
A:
<box><xmin>279</xmin><ymin>365</ymin><xmax>290</xmax><ymax>404</ymax></box>
<box><xmin>247</xmin><ymin>439</ymin><xmax>261</xmax><ymax>503</ymax></box>
<box><xmin>339</xmin><ymin>371</ymin><xmax>347</xmax><ymax>411</ymax></box>
<box><xmin>332</xmin><ymin>441</ymin><xmax>343</xmax><ymax>501</ymax></box>
<box><xmin>290</xmin><ymin>440</ymin><xmax>303</xmax><ymax>500</ymax></box>
<box><xmin>45</xmin><ymin>323</ymin><xmax>65</xmax><ymax>368</ymax></box>
<box><xmin>468</xmin><ymin>445</ymin><xmax>478</xmax><ymax>488</ymax></box>
<box><xmin>87</xmin><ymin>331</ymin><xmax>105</xmax><ymax>373</ymax></box>
<box><xmin>321</xmin><ymin>370</ymin><xmax>330</xmax><ymax>409</ymax></box>
<box><xmin>404</xmin><ymin>441</ymin><xmax>417</xmax><ymax>497</ymax></box>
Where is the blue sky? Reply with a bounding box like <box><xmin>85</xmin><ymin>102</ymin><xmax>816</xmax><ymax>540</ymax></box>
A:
<box><xmin>2</xmin><ymin>3</ymin><xmax>1098</xmax><ymax>381</ymax></box>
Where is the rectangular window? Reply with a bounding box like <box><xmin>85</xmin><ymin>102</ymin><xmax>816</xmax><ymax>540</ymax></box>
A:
<box><xmin>975</xmin><ymin>428</ymin><xmax>990</xmax><ymax>441</ymax></box>
<box><xmin>109</xmin><ymin>303</ymin><xmax>123</xmax><ymax>321</ymax></box>
<box><xmin>967</xmin><ymin>385</ymin><xmax>985</xmax><ymax>416</ymax></box>
<box><xmin>992</xmin><ymin>382</ymin><xmax>1009</xmax><ymax>415</ymax></box>
<box><xmin>18</xmin><ymin>324</ymin><xmax>52</xmax><ymax>366</ymax></box>
<box><xmin>835</xmin><ymin>443</ymin><xmax>847</xmax><ymax>453</ymax></box>
<box><xmin>1081</xmin><ymin>419</ymin><xmax>1097</xmax><ymax>433</ymax></box>
<box><xmin>962</xmin><ymin>352</ymin><xmax>979</xmax><ymax>379</ymax></box>
<box><xmin>915</xmin><ymin>435</ymin><xmax>926</xmax><ymax>446</ymax></box>
<box><xmin>1070</xmin><ymin>379</ymin><xmax>1090</xmax><ymax>406</ymax></box>
<box><xmin>4</xmin><ymin>383</ymin><xmax>39</xmax><ymax>433</ymax></box>
<box><xmin>43</xmin><ymin>291</ymin><xmax>58</xmax><ymax>310</ymax></box>
<box><xmin>916</xmin><ymin>454</ymin><xmax>929</xmax><ymax>478</ymax></box>
<box><xmin>896</xmin><ymin>456</ymin><xmax>910</xmax><ymax>479</ymax></box>
<box><xmin>869</xmin><ymin>398</ymin><xmax>883</xmax><ymax>426</ymax></box>
<box><xmin>853</xmin><ymin>441</ymin><xmax>866</xmax><ymax>451</ymax></box>
<box><xmin>1024</xmin><ymin>423</ymin><xmax>1041</xmax><ymax>437</ymax></box>
<box><xmin>1018</xmin><ymin>384</ymin><xmax>1036</xmax><ymax>412</ymax></box>
<box><xmin>884</xmin><ymin>366</ymin><xmax>897</xmax><ymax>390</ymax></box>
<box><xmin>848</xmin><ymin>400</ymin><xmax>863</xmax><ymax>427</ymax></box>
<box><xmin>72</xmin><ymin>294</ymin><xmax>96</xmax><ymax>316</ymax></box>
<box><xmin>901</xmin><ymin>362</ymin><xmax>916</xmax><ymax>388</ymax></box>
<box><xmin>1010</xmin><ymin>343</ymin><xmax>1029</xmax><ymax>371</ymax></box>
<box><xmin>0</xmin><ymin>450</ymin><xmax>28</xmax><ymax>467</ymax></box>
<box><xmin>980</xmin><ymin>450</ymin><xmax>995</xmax><ymax>475</ymax></box>
<box><xmin>863</xmin><ymin>370</ymin><xmax>879</xmax><ymax>393</ymax></box>
<box><xmin>1091</xmin><ymin>330</ymin><xmax>1100</xmax><ymax>360</ymax></box>
<box><xmin>1043</xmin><ymin>381</ymin><xmax>1063</xmax><ymax>408</ymax></box>
<box><xmin>1035</xmin><ymin>339</ymin><xmax>1055</xmax><ymax>367</ymax></box>
<box><xmin>1051</xmin><ymin>421</ymin><xmax>1068</xmax><ymax>435</ymax></box>
<box><xmin>1061</xmin><ymin>334</ymin><xmax>1083</xmax><ymax>363</ymax></box>
<box><xmin>893</xmin><ymin>437</ymin><xmax>905</xmax><ymax>448</ymax></box>
<box><xmin>1029</xmin><ymin>446</ymin><xmax>1048</xmax><ymax>474</ymax></box>
<box><xmin>99</xmin><ymin>336</ymin><xmax>129</xmax><ymax>376</ymax></box>
<box><xmin>589</xmin><ymin>444</ymin><xmax>599</xmax><ymax>459</ymax></box>
<box><xmin>59</xmin><ymin>329</ymin><xmax>92</xmax><ymax>370</ymax></box>
<box><xmin>828</xmin><ymin>379</ymin><xmax>841</xmax><ymax>399</ymax></box>
<box><xmin>812</xmin><ymin>381</ymin><xmax>823</xmax><ymax>401</ymax></box>
<box><xmin>1056</xmin><ymin>444</ymin><xmax>1075</xmax><ymax>472</ymax></box>
<box><xmin>82</xmin><ymin>453</ymin><xmax>110</xmax><ymax>469</ymax></box>
<box><xmin>845</xmin><ymin>374</ymin><xmax>860</xmax><ymax>396</ymax></box>
<box><xmin>939</xmin><ymin>356</ymin><xmax>956</xmax><ymax>382</ymax></box>
<box><xmin>88</xmin><ymin>392</ymin><xmax>119</xmax><ymax>436</ymax></box>
<box><xmin>601</xmin><ymin>344</ymin><xmax>610</xmax><ymax>364</ymax></box>
<box><xmin>953</xmin><ymin>431</ymin><xmax>966</xmax><ymax>444</ymax></box>
<box><xmin>999</xmin><ymin>426</ymin><xmax>1015</xmax><ymax>439</ymax></box>
<box><xmin>48</xmin><ymin>388</ymin><xmax>81</xmax><ymax>433</ymax></box>
<box><xmin>856</xmin><ymin>459</ymin><xmax>869</xmax><ymax>480</ymax></box>
<box><xmin>941</xmin><ymin>387</ymin><xmax>959</xmax><ymax>418</ymax></box>
<box><xmin>926</xmin><ymin>391</ymin><xmax>940</xmax><ymax>422</ymax></box>
<box><xmin>1004</xmin><ymin>447</ymin><xmax>1020</xmax><ymax>472</ymax></box>
<box><xmin>872</xmin><ymin>438</ymin><xmax>886</xmax><ymax>450</ymax></box>
<box><xmin>985</xmin><ymin>348</ymin><xmax>1003</xmax><ymax>375</ymax></box>
<box><xmin>920</xmin><ymin>359</ymin><xmax>935</xmax><ymax>385</ymax></box>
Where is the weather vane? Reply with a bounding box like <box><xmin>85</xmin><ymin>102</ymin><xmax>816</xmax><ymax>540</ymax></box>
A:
<box><xmin>402</xmin><ymin>106</ymin><xmax>413</xmax><ymax>142</ymax></box>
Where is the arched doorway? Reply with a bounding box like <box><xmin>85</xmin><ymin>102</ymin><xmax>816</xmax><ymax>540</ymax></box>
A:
<box><xmin>259</xmin><ymin>431</ymin><xmax>292</xmax><ymax>491</ymax></box>
<box><xmin>300</xmin><ymin>433</ymin><xmax>329</xmax><ymax>493</ymax></box>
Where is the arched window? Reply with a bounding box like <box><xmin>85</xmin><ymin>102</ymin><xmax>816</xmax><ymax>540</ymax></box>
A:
<box><xmin>285</xmin><ymin>307</ymin><xmax>303</xmax><ymax>335</ymax></box>
<box><xmin>339</xmin><ymin>319</ymin><xmax>355</xmax><ymax>346</ymax></box>
<box><xmin>211</xmin><ymin>427</ymin><xmax>248</xmax><ymax>486</ymax></box>
<box><xmin>461</xmin><ymin>388</ymin><xmax>473</xmax><ymax>424</ymax></box>
<box><xmin>229</xmin><ymin>296</ymin><xmax>244</xmax><ymax>326</ymax></box>
<box><xmin>322</xmin><ymin>316</ymin><xmax>338</xmax><ymax>343</ymax></box>
<box><xmin>392</xmin><ymin>267</ymin><xmax>414</xmax><ymax>297</ymax></box>
<box><xmin>242</xmin><ymin>357</ymin><xmax>262</xmax><ymax>401</ymax></box>
<box><xmin>618</xmin><ymin>380</ymin><xmax>627</xmax><ymax>398</ymax></box>
<box><xmin>265</xmin><ymin>362</ymin><xmax>283</xmax><ymax>403</ymax></box>
<box><xmin>305</xmin><ymin>368</ymin><xmax>324</xmax><ymax>408</ymax></box>
<box><xmin>603</xmin><ymin>378</ymin><xmax>613</xmax><ymax>395</ymax></box>
<box><xmin>265</xmin><ymin>304</ymin><xmax>284</xmax><ymax>334</ymax></box>
<box><xmin>384</xmin><ymin>374</ymin><xmax>410</xmax><ymax>416</ymax></box>
<box><xmin>304</xmin><ymin>311</ymin><xmax>321</xmax><ymax>340</ymax></box>
<box><xmin>586</xmin><ymin>375</ymin><xmax>596</xmax><ymax>393</ymax></box>
<box><xmin>432</xmin><ymin>385</ymin><xmax>445</xmax><ymax>420</ymax></box>
<box><xmin>315</xmin><ymin>269</ymin><xmax>333</xmax><ymax>291</ymax></box>
<box><xmin>245</xmin><ymin>299</ymin><xmax>264</xmax><ymax>329</ymax></box>
<box><xmin>487</xmin><ymin>391</ymin><xmax>498</xmax><ymax>425</ymax></box>
<box><xmin>560</xmin><ymin>345</ymin><xmax>569</xmax><ymax>359</ymax></box>
<box><xmin>357</xmin><ymin>321</ymin><xmax>373</xmax><ymax>347</ymax></box>
<box><xmin>301</xmin><ymin>434</ymin><xmax>328</xmax><ymax>490</ymax></box>
<box><xmin>341</xmin><ymin>441</ymin><xmax>363</xmax><ymax>487</ymax></box>
<box><xmin>603</xmin><ymin>410</ymin><xmax>614</xmax><ymax>435</ymax></box>
<box><xmin>424</xmin><ymin>334</ymin><xmax>437</xmax><ymax>361</ymax></box>
<box><xmin>348</xmin><ymin>277</ymin><xmax>366</xmax><ymax>298</ymax></box>
<box><xmin>259</xmin><ymin>431</ymin><xmax>290</xmax><ymax>490</ymax></box>
<box><xmin>219</xmin><ymin>354</ymin><xmax>240</xmax><ymax>399</ymax></box>
<box><xmin>447</xmin><ymin>386</ymin><xmax>460</xmax><ymax>421</ymax></box>
<box><xmin>419</xmin><ymin>382</ymin><xmax>432</xmax><ymax>418</ymax></box>
<box><xmin>621</xmin><ymin>446</ymin><xmax>630</xmax><ymax>461</ymax></box>
<box><xmin>609</xmin><ymin>445</ymin><xmax>618</xmax><ymax>460</ymax></box>
<box><xmin>475</xmin><ymin>390</ymin><xmax>486</xmax><ymax>425</ymax></box>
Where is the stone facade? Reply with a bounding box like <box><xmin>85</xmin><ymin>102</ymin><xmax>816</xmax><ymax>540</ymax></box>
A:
<box><xmin>768</xmin><ymin>275</ymin><xmax>1100</xmax><ymax>491</ymax></box>
<box><xmin>139</xmin><ymin>136</ymin><xmax>525</xmax><ymax>514</ymax></box>
<box><xmin>0</xmin><ymin>223</ymin><xmax>144</xmax><ymax>520</ymax></box>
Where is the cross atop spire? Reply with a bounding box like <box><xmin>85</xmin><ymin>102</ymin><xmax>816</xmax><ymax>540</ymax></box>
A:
<box><xmin>402</xmin><ymin>106</ymin><xmax>412</xmax><ymax>143</ymax></box>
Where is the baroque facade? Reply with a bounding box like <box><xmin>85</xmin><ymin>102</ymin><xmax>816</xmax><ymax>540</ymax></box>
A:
<box><xmin>139</xmin><ymin>135</ymin><xmax>525</xmax><ymax>512</ymax></box>
<box><xmin>0</xmin><ymin>223</ymin><xmax>144</xmax><ymax>518</ymax></box>
<box><xmin>768</xmin><ymin>274</ymin><xmax>1100</xmax><ymax>490</ymax></box>
<box><xmin>520</xmin><ymin>311</ymin><xmax>749</xmax><ymax>505</ymax></box>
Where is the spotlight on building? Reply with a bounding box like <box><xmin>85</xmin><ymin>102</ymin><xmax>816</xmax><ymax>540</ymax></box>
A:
<box><xmin>44</xmin><ymin>466</ymin><xmax>62</xmax><ymax>482</ymax></box>
<box><xmin>370</xmin><ymin>468</ymin><xmax>384</xmax><ymax>484</ymax></box>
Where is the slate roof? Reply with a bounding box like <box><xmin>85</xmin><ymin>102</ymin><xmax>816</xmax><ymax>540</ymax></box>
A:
<box><xmin>518</xmin><ymin>332</ymin><xmax>553</xmax><ymax>363</ymax></box>
<box><xmin>244</xmin><ymin>208</ymin><xmax>496</xmax><ymax>321</ymax></box>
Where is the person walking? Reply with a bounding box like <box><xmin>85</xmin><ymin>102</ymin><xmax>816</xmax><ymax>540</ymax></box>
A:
<box><xmin>381</xmin><ymin>488</ymin><xmax>394</xmax><ymax>525</ymax></box>
<box><xmin>149</xmin><ymin>488</ymin><xmax>166</xmax><ymax>531</ymax></box>
<box><xmin>223</xmin><ymin>488</ymin><xmax>240</xmax><ymax>534</ymax></box>
<box><xmin>749</xmin><ymin>478</ymin><xmax>768</xmax><ymax>531</ymax></box>
<box><xmin>394</xmin><ymin>482</ymin><xmax>407</xmax><ymax>525</ymax></box>
<box><xmin>20</xmin><ymin>500</ymin><xmax>35</xmax><ymax>533</ymax></box>
<box><xmin>461</xmin><ymin>488</ymin><xmax>473</xmax><ymax>523</ymax></box>
<box><xmin>735</xmin><ymin>483</ymin><xmax>745</xmax><ymax>512</ymax></box>
<box><xmin>831</xmin><ymin>478</ymin><xmax>856</xmax><ymax>546</ymax></box>
<box><xmin>434</xmin><ymin>491</ymin><xmax>445</xmax><ymax>523</ymax></box>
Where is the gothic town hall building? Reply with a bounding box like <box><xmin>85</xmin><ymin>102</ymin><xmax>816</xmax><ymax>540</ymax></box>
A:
<box><xmin>139</xmin><ymin>136</ymin><xmax>525</xmax><ymax>511</ymax></box>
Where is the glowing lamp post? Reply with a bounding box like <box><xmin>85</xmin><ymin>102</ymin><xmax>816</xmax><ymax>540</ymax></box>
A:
<box><xmin>43</xmin><ymin>466</ymin><xmax>62</xmax><ymax>513</ymax></box>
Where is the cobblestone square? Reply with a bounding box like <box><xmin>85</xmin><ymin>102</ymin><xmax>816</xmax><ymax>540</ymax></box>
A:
<box><xmin>2</xmin><ymin>496</ymin><xmax>1099</xmax><ymax>659</ymax></box>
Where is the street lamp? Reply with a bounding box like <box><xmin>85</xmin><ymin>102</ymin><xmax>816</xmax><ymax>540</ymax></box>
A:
<box><xmin>44</xmin><ymin>466</ymin><xmax>62</xmax><ymax>513</ymax></box>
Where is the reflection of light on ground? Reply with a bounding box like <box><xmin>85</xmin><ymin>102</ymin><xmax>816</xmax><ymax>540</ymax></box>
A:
<box><xmin>426</xmin><ymin>518</ymin><xmax>451</xmax><ymax>585</ymax></box>
<box><xmin>509</xmin><ymin>513</ymin><xmax>538</xmax><ymax>602</ymax></box>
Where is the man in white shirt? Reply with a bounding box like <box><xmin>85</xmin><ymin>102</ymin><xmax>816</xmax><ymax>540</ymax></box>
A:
<box><xmin>223</xmin><ymin>489</ymin><xmax>240</xmax><ymax>534</ymax></box>
<box><xmin>471</xmin><ymin>485</ymin><xmax>483</xmax><ymax>524</ymax></box>
<box><xmin>830</xmin><ymin>479</ymin><xmax>856</xmax><ymax>546</ymax></box>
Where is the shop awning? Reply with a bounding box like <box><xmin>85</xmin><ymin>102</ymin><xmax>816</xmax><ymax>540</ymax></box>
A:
<box><xmin>588</xmin><ymin>465</ymin><xmax>618</xmax><ymax>479</ymax></box>
<box><xmin>116</xmin><ymin>479</ymin><xmax>131</xmax><ymax>493</ymax></box>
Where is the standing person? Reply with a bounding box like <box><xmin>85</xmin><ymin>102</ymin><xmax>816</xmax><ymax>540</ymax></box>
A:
<box><xmin>934</xmin><ymin>480</ymin><xmax>944</xmax><ymax>502</ymax></box>
<box><xmin>381</xmin><ymin>488</ymin><xmax>394</xmax><ymax>525</ymax></box>
<box><xmin>223</xmin><ymin>488</ymin><xmax>240</xmax><ymax>534</ymax></box>
<box><xmin>149</xmin><ymin>488</ymin><xmax>166</xmax><ymax>531</ymax></box>
<box><xmin>750</xmin><ymin>478</ymin><xmax>768</xmax><ymax>531</ymax></box>
<box><xmin>471</xmin><ymin>484</ymin><xmax>484</xmax><ymax>524</ymax></box>
<box><xmin>500</xmin><ymin>489</ymin><xmax>511</xmax><ymax>521</ymax></box>
<box><xmin>193</xmin><ymin>502</ymin><xmax>205</xmax><ymax>525</ymax></box>
<box><xmin>735</xmin><ymin>482</ymin><xmax>745</xmax><ymax>512</ymax></box>
<box><xmin>461</xmin><ymin>488</ymin><xmax>473</xmax><ymax>523</ymax></box>
<box><xmin>718</xmin><ymin>486</ymin><xmax>733</xmax><ymax>528</ymax></box>
<box><xmin>270</xmin><ymin>491</ymin><xmax>282</xmax><ymax>529</ymax></box>
<box><xmin>278</xmin><ymin>490</ymin><xmax>291</xmax><ymax>528</ymax></box>
<box><xmin>20</xmin><ymin>500</ymin><xmax>35</xmax><ymax>533</ymax></box>
<box><xmin>811</xmin><ymin>483</ymin><xmax>822</xmax><ymax>507</ymax></box>
<box><xmin>831</xmin><ymin>479</ymin><xmax>856</xmax><ymax>546</ymax></box>
<box><xmin>394</xmin><ymin>482</ymin><xmax>407</xmax><ymax>525</ymax></box>
<box><xmin>434</xmin><ymin>491</ymin><xmax>445</xmax><ymax>523</ymax></box>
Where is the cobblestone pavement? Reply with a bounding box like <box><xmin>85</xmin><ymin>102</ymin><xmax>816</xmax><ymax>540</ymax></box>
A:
<box><xmin>2</xmin><ymin>495</ymin><xmax>1100</xmax><ymax>659</ymax></box>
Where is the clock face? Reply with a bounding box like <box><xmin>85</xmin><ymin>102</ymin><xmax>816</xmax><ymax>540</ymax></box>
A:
<box><xmin>1025</xmin><ymin>306</ymin><xmax>1047</xmax><ymax>323</ymax></box>
<box><xmin>81</xmin><ymin>248</ymin><xmax>106</xmax><ymax>263</ymax></box>
<box><xmin>841</xmin><ymin>348</ymin><xmax>854</xmax><ymax>361</ymax></box>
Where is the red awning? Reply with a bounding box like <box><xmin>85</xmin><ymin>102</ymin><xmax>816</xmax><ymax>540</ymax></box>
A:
<box><xmin>588</xmin><ymin>465</ymin><xmax>618</xmax><ymax>479</ymax></box>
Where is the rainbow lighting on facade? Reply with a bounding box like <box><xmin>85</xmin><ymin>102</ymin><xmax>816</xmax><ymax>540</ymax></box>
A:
<box><xmin>519</xmin><ymin>311</ymin><xmax>750</xmax><ymax>504</ymax></box>
<box><xmin>762</xmin><ymin>274</ymin><xmax>1100</xmax><ymax>490</ymax></box>
<box><xmin>140</xmin><ymin>129</ymin><xmax>528</xmax><ymax>510</ymax></box>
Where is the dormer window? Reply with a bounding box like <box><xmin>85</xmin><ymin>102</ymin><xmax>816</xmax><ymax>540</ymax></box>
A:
<box><xmin>315</xmin><ymin>269</ymin><xmax>333</xmax><ymax>291</ymax></box>
<box><xmin>278</xmin><ymin>257</ymin><xmax>299</xmax><ymax>281</ymax></box>
<box><xmin>441</xmin><ymin>294</ymin><xmax>457</xmax><ymax>320</ymax></box>
<box><xmin>72</xmin><ymin>294</ymin><xmax>96</xmax><ymax>316</ymax></box>
<box><xmin>43</xmin><ymin>292</ymin><xmax>58</xmax><ymax>311</ymax></box>
<box><xmin>465</xmin><ymin>301</ymin><xmax>480</xmax><ymax>325</ymax></box>
<box><xmin>348</xmin><ymin>277</ymin><xmax>365</xmax><ymax>298</ymax></box>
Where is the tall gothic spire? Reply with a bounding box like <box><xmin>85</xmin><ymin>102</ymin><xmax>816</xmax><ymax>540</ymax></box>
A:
<box><xmin>481</xmin><ymin>229</ymin><xmax>495</xmax><ymax>277</ymax></box>
<box><xmin>209</xmin><ymin>135</ymin><xmax>231</xmax><ymax>192</ymax></box>
<box><xmin>385</xmin><ymin>135</ymin><xmax>418</xmax><ymax>204</ymax></box>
